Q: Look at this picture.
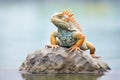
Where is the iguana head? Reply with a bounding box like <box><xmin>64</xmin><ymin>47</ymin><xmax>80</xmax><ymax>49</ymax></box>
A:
<box><xmin>51</xmin><ymin>11</ymin><xmax>82</xmax><ymax>31</ymax></box>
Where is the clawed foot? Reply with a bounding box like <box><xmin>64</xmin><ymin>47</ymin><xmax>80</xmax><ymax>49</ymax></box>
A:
<box><xmin>91</xmin><ymin>54</ymin><xmax>101</xmax><ymax>59</ymax></box>
<box><xmin>67</xmin><ymin>45</ymin><xmax>82</xmax><ymax>53</ymax></box>
<box><xmin>45</xmin><ymin>45</ymin><xmax>59</xmax><ymax>50</ymax></box>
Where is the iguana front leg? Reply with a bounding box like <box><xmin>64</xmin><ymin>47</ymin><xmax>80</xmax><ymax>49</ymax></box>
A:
<box><xmin>49</xmin><ymin>31</ymin><xmax>59</xmax><ymax>48</ymax></box>
<box><xmin>68</xmin><ymin>32</ymin><xmax>85</xmax><ymax>52</ymax></box>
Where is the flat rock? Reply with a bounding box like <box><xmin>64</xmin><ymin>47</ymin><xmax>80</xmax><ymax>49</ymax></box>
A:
<box><xmin>19</xmin><ymin>46</ymin><xmax>111</xmax><ymax>74</ymax></box>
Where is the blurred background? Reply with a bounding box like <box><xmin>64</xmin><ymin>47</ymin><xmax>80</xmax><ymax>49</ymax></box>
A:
<box><xmin>0</xmin><ymin>0</ymin><xmax>120</xmax><ymax>72</ymax></box>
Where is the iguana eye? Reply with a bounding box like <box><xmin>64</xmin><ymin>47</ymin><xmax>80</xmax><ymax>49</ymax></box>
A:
<box><xmin>58</xmin><ymin>15</ymin><xmax>63</xmax><ymax>19</ymax></box>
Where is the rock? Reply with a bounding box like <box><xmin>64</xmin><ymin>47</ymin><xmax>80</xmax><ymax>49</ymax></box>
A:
<box><xmin>19</xmin><ymin>46</ymin><xmax>111</xmax><ymax>74</ymax></box>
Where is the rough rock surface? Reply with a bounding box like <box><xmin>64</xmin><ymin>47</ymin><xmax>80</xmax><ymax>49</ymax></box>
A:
<box><xmin>19</xmin><ymin>46</ymin><xmax>111</xmax><ymax>74</ymax></box>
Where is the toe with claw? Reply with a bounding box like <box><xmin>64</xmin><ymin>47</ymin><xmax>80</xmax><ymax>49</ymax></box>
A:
<box><xmin>51</xmin><ymin>45</ymin><xmax>59</xmax><ymax>48</ymax></box>
<box><xmin>91</xmin><ymin>54</ymin><xmax>101</xmax><ymax>59</ymax></box>
<box><xmin>46</xmin><ymin>45</ymin><xmax>59</xmax><ymax>49</ymax></box>
<box><xmin>67</xmin><ymin>45</ymin><xmax>82</xmax><ymax>52</ymax></box>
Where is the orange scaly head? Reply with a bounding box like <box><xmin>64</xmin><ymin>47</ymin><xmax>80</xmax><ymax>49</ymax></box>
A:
<box><xmin>62</xmin><ymin>10</ymin><xmax>82</xmax><ymax>32</ymax></box>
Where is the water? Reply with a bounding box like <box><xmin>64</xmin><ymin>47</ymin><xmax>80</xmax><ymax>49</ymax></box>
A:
<box><xmin>0</xmin><ymin>1</ymin><xmax>120</xmax><ymax>80</ymax></box>
<box><xmin>0</xmin><ymin>70</ymin><xmax>119</xmax><ymax>80</ymax></box>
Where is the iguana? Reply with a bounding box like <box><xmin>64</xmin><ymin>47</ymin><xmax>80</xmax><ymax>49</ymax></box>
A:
<box><xmin>49</xmin><ymin>10</ymin><xmax>98</xmax><ymax>58</ymax></box>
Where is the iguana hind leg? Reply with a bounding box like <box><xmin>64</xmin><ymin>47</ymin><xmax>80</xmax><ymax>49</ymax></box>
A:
<box><xmin>86</xmin><ymin>41</ymin><xmax>99</xmax><ymax>58</ymax></box>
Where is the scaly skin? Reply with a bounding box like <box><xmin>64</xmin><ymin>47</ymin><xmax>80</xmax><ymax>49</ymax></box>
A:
<box><xmin>50</xmin><ymin>11</ymin><xmax>98</xmax><ymax>58</ymax></box>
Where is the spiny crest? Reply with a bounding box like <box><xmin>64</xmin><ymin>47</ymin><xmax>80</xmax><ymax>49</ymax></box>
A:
<box><xmin>62</xmin><ymin>10</ymin><xmax>82</xmax><ymax>32</ymax></box>
<box><xmin>63</xmin><ymin>10</ymin><xmax>73</xmax><ymax>18</ymax></box>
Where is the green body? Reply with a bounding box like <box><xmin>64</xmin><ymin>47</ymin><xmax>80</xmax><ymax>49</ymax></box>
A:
<box><xmin>57</xmin><ymin>28</ymin><xmax>77</xmax><ymax>47</ymax></box>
